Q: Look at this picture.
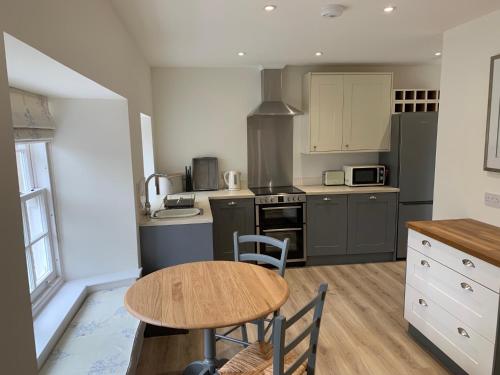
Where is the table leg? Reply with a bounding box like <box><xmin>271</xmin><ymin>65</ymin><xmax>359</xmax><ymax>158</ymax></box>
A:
<box><xmin>203</xmin><ymin>328</ymin><xmax>216</xmax><ymax>372</ymax></box>
<box><xmin>183</xmin><ymin>329</ymin><xmax>226</xmax><ymax>375</ymax></box>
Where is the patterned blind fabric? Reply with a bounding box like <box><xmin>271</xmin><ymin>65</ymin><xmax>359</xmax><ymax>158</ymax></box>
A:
<box><xmin>10</xmin><ymin>87</ymin><xmax>55</xmax><ymax>141</ymax></box>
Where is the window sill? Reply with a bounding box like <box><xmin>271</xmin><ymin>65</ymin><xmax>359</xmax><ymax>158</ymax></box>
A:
<box><xmin>33</xmin><ymin>268</ymin><xmax>141</xmax><ymax>368</ymax></box>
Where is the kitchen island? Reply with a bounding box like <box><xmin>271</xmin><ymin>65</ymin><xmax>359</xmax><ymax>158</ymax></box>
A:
<box><xmin>404</xmin><ymin>219</ymin><xmax>500</xmax><ymax>375</ymax></box>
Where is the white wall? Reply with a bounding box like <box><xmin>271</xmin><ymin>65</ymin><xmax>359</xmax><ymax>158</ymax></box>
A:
<box><xmin>153</xmin><ymin>64</ymin><xmax>441</xmax><ymax>186</ymax></box>
<box><xmin>152</xmin><ymin>67</ymin><xmax>261</xmax><ymax>185</ymax></box>
<box><xmin>0</xmin><ymin>36</ymin><xmax>37</xmax><ymax>375</ymax></box>
<box><xmin>0</xmin><ymin>1</ymin><xmax>152</xmax><ymax>371</ymax></box>
<box><xmin>51</xmin><ymin>99</ymin><xmax>138</xmax><ymax>280</ymax></box>
<box><xmin>433</xmin><ymin>10</ymin><xmax>500</xmax><ymax>225</ymax></box>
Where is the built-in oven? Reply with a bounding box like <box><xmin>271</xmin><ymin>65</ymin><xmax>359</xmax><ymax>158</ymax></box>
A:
<box><xmin>255</xmin><ymin>195</ymin><xmax>307</xmax><ymax>263</ymax></box>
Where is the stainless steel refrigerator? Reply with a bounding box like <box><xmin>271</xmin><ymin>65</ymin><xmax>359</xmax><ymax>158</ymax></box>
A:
<box><xmin>379</xmin><ymin>112</ymin><xmax>438</xmax><ymax>258</ymax></box>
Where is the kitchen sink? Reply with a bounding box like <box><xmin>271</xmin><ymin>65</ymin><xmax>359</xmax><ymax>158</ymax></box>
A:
<box><xmin>152</xmin><ymin>208</ymin><xmax>201</xmax><ymax>219</ymax></box>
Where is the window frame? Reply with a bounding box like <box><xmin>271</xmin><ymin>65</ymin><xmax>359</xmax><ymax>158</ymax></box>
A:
<box><xmin>15</xmin><ymin>142</ymin><xmax>62</xmax><ymax>315</ymax></box>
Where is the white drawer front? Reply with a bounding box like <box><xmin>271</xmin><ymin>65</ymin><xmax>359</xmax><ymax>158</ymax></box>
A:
<box><xmin>405</xmin><ymin>284</ymin><xmax>495</xmax><ymax>375</ymax></box>
<box><xmin>408</xmin><ymin>230</ymin><xmax>500</xmax><ymax>292</ymax></box>
<box><xmin>406</xmin><ymin>248</ymin><xmax>499</xmax><ymax>343</ymax></box>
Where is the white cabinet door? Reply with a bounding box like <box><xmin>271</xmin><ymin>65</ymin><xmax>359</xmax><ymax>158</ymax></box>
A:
<box><xmin>342</xmin><ymin>74</ymin><xmax>392</xmax><ymax>151</ymax></box>
<box><xmin>309</xmin><ymin>74</ymin><xmax>344</xmax><ymax>152</ymax></box>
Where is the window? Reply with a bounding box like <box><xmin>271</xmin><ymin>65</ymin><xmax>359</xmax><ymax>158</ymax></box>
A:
<box><xmin>140</xmin><ymin>113</ymin><xmax>155</xmax><ymax>178</ymax></box>
<box><xmin>15</xmin><ymin>143</ymin><xmax>60</xmax><ymax>308</ymax></box>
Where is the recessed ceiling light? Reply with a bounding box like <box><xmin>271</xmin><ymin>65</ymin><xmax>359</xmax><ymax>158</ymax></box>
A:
<box><xmin>321</xmin><ymin>4</ymin><xmax>345</xmax><ymax>18</ymax></box>
<box><xmin>383</xmin><ymin>5</ymin><xmax>396</xmax><ymax>13</ymax></box>
<box><xmin>315</xmin><ymin>51</ymin><xmax>323</xmax><ymax>56</ymax></box>
<box><xmin>237</xmin><ymin>52</ymin><xmax>246</xmax><ymax>56</ymax></box>
<box><xmin>264</xmin><ymin>5</ymin><xmax>276</xmax><ymax>12</ymax></box>
<box><xmin>434</xmin><ymin>52</ymin><xmax>442</xmax><ymax>56</ymax></box>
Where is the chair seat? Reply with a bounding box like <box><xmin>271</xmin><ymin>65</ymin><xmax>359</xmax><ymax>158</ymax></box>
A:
<box><xmin>218</xmin><ymin>342</ymin><xmax>307</xmax><ymax>375</ymax></box>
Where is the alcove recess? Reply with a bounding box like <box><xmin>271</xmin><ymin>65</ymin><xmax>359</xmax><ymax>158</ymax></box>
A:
<box><xmin>393</xmin><ymin>89</ymin><xmax>440</xmax><ymax>114</ymax></box>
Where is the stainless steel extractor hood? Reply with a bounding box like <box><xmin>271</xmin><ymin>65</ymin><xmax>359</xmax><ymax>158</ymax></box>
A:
<box><xmin>248</xmin><ymin>69</ymin><xmax>303</xmax><ymax>116</ymax></box>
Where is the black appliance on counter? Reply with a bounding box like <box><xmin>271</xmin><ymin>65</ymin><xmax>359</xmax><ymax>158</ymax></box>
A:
<box><xmin>192</xmin><ymin>157</ymin><xmax>219</xmax><ymax>191</ymax></box>
<box><xmin>250</xmin><ymin>186</ymin><xmax>307</xmax><ymax>263</ymax></box>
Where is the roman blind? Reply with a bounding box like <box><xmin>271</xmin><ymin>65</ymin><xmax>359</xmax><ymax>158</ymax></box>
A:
<box><xmin>10</xmin><ymin>88</ymin><xmax>55</xmax><ymax>141</ymax></box>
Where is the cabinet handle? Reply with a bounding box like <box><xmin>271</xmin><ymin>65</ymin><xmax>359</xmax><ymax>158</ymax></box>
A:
<box><xmin>457</xmin><ymin>327</ymin><xmax>470</xmax><ymax>338</ymax></box>
<box><xmin>421</xmin><ymin>240</ymin><xmax>431</xmax><ymax>248</ymax></box>
<box><xmin>420</xmin><ymin>260</ymin><xmax>430</xmax><ymax>268</ymax></box>
<box><xmin>369</xmin><ymin>195</ymin><xmax>377</xmax><ymax>200</ymax></box>
<box><xmin>313</xmin><ymin>146</ymin><xmax>317</xmax><ymax>150</ymax></box>
<box><xmin>227</xmin><ymin>201</ymin><xmax>237</xmax><ymax>206</ymax></box>
<box><xmin>462</xmin><ymin>259</ymin><xmax>475</xmax><ymax>268</ymax></box>
<box><xmin>418</xmin><ymin>298</ymin><xmax>428</xmax><ymax>307</ymax></box>
<box><xmin>323</xmin><ymin>197</ymin><xmax>331</xmax><ymax>201</ymax></box>
<box><xmin>345</xmin><ymin>144</ymin><xmax>349</xmax><ymax>148</ymax></box>
<box><xmin>460</xmin><ymin>282</ymin><xmax>473</xmax><ymax>292</ymax></box>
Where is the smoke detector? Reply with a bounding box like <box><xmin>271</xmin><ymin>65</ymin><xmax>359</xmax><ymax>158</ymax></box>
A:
<box><xmin>321</xmin><ymin>4</ymin><xmax>346</xmax><ymax>18</ymax></box>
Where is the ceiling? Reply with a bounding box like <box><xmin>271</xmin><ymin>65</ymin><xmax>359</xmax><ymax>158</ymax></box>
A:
<box><xmin>111</xmin><ymin>0</ymin><xmax>500</xmax><ymax>68</ymax></box>
<box><xmin>4</xmin><ymin>33</ymin><xmax>123</xmax><ymax>99</ymax></box>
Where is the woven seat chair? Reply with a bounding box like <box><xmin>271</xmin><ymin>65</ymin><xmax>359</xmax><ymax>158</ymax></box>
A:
<box><xmin>216</xmin><ymin>232</ymin><xmax>289</xmax><ymax>347</ymax></box>
<box><xmin>202</xmin><ymin>283</ymin><xmax>328</xmax><ymax>375</ymax></box>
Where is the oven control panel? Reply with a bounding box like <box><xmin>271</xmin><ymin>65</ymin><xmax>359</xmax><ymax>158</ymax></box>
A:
<box><xmin>255</xmin><ymin>194</ymin><xmax>307</xmax><ymax>205</ymax></box>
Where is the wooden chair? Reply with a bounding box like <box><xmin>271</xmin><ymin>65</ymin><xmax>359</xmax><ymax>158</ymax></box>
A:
<box><xmin>205</xmin><ymin>283</ymin><xmax>328</xmax><ymax>375</ymax></box>
<box><xmin>215</xmin><ymin>232</ymin><xmax>289</xmax><ymax>347</ymax></box>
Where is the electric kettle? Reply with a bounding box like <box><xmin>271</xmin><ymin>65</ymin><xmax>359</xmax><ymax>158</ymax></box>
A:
<box><xmin>223</xmin><ymin>170</ymin><xmax>241</xmax><ymax>191</ymax></box>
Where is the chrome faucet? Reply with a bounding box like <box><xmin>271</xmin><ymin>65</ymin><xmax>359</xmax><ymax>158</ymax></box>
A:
<box><xmin>144</xmin><ymin>173</ymin><xmax>168</xmax><ymax>216</ymax></box>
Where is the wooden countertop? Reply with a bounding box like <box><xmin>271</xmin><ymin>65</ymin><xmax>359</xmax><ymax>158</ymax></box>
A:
<box><xmin>407</xmin><ymin>219</ymin><xmax>500</xmax><ymax>267</ymax></box>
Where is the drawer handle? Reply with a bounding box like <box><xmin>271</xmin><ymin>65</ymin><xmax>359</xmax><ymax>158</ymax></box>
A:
<box><xmin>421</xmin><ymin>240</ymin><xmax>431</xmax><ymax>248</ymax></box>
<box><xmin>462</xmin><ymin>259</ymin><xmax>475</xmax><ymax>268</ymax></box>
<box><xmin>227</xmin><ymin>201</ymin><xmax>237</xmax><ymax>206</ymax></box>
<box><xmin>460</xmin><ymin>282</ymin><xmax>473</xmax><ymax>292</ymax></box>
<box><xmin>369</xmin><ymin>195</ymin><xmax>377</xmax><ymax>200</ymax></box>
<box><xmin>457</xmin><ymin>327</ymin><xmax>470</xmax><ymax>338</ymax></box>
<box><xmin>323</xmin><ymin>197</ymin><xmax>331</xmax><ymax>201</ymax></box>
<box><xmin>418</xmin><ymin>298</ymin><xmax>428</xmax><ymax>307</ymax></box>
<box><xmin>420</xmin><ymin>260</ymin><xmax>430</xmax><ymax>268</ymax></box>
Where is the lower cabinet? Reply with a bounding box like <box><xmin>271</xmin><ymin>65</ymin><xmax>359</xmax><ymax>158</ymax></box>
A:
<box><xmin>347</xmin><ymin>193</ymin><xmax>397</xmax><ymax>254</ymax></box>
<box><xmin>140</xmin><ymin>223</ymin><xmax>213</xmax><ymax>275</ymax></box>
<box><xmin>210</xmin><ymin>198</ymin><xmax>255</xmax><ymax>260</ymax></box>
<box><xmin>307</xmin><ymin>192</ymin><xmax>397</xmax><ymax>264</ymax></box>
<box><xmin>307</xmin><ymin>195</ymin><xmax>348</xmax><ymax>256</ymax></box>
<box><xmin>404</xmin><ymin>229</ymin><xmax>500</xmax><ymax>375</ymax></box>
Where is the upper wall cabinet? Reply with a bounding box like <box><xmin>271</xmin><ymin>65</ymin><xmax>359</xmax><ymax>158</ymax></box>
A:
<box><xmin>301</xmin><ymin>73</ymin><xmax>393</xmax><ymax>153</ymax></box>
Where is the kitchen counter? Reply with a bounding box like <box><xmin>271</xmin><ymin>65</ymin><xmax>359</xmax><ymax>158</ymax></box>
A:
<box><xmin>140</xmin><ymin>185</ymin><xmax>400</xmax><ymax>227</ymax></box>
<box><xmin>139</xmin><ymin>189</ymin><xmax>255</xmax><ymax>227</ymax></box>
<box><xmin>407</xmin><ymin>218</ymin><xmax>500</xmax><ymax>267</ymax></box>
<box><xmin>404</xmin><ymin>219</ymin><xmax>500</xmax><ymax>375</ymax></box>
<box><xmin>298</xmin><ymin>185</ymin><xmax>400</xmax><ymax>195</ymax></box>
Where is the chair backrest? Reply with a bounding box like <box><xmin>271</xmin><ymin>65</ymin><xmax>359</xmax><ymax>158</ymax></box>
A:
<box><xmin>272</xmin><ymin>283</ymin><xmax>328</xmax><ymax>375</ymax></box>
<box><xmin>233</xmin><ymin>231</ymin><xmax>289</xmax><ymax>276</ymax></box>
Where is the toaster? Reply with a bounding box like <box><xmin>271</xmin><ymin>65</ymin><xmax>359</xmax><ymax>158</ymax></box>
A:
<box><xmin>322</xmin><ymin>170</ymin><xmax>345</xmax><ymax>186</ymax></box>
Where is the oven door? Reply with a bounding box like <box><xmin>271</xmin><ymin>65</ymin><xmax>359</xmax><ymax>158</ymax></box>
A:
<box><xmin>257</xmin><ymin>227</ymin><xmax>305</xmax><ymax>262</ymax></box>
<box><xmin>257</xmin><ymin>204</ymin><xmax>304</xmax><ymax>228</ymax></box>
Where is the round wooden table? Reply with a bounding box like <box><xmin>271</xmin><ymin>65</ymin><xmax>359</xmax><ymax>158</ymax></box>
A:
<box><xmin>125</xmin><ymin>261</ymin><xmax>289</xmax><ymax>375</ymax></box>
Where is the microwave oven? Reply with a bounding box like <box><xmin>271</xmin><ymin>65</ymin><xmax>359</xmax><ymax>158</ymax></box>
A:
<box><xmin>343</xmin><ymin>165</ymin><xmax>386</xmax><ymax>186</ymax></box>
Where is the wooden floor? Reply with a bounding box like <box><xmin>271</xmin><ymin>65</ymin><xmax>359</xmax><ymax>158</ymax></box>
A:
<box><xmin>136</xmin><ymin>262</ymin><xmax>450</xmax><ymax>375</ymax></box>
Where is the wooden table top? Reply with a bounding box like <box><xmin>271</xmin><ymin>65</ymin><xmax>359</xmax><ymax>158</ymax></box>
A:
<box><xmin>407</xmin><ymin>219</ymin><xmax>500</xmax><ymax>267</ymax></box>
<box><xmin>124</xmin><ymin>261</ymin><xmax>290</xmax><ymax>329</ymax></box>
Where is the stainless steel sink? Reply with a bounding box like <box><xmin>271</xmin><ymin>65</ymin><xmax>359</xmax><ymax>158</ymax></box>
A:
<box><xmin>151</xmin><ymin>208</ymin><xmax>201</xmax><ymax>219</ymax></box>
